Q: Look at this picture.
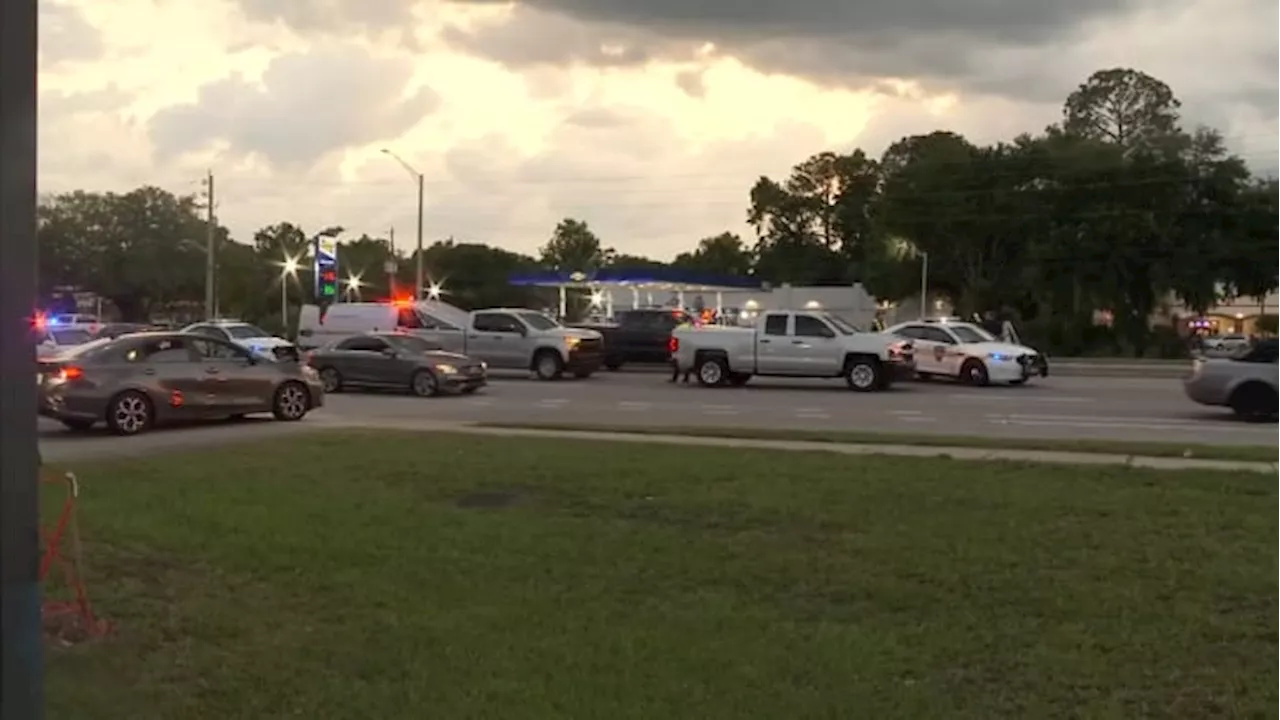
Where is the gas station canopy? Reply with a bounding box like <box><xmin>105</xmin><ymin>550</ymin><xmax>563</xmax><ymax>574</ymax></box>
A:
<box><xmin>508</xmin><ymin>268</ymin><xmax>760</xmax><ymax>293</ymax></box>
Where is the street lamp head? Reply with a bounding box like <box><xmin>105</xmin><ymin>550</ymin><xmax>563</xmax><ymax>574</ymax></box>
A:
<box><xmin>345</xmin><ymin>273</ymin><xmax>364</xmax><ymax>290</ymax></box>
<box><xmin>282</xmin><ymin>256</ymin><xmax>300</xmax><ymax>275</ymax></box>
<box><xmin>426</xmin><ymin>280</ymin><xmax>445</xmax><ymax>301</ymax></box>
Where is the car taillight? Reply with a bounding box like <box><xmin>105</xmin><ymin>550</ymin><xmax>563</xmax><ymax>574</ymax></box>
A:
<box><xmin>60</xmin><ymin>366</ymin><xmax>84</xmax><ymax>381</ymax></box>
<box><xmin>668</xmin><ymin>337</ymin><xmax>679</xmax><ymax>353</ymax></box>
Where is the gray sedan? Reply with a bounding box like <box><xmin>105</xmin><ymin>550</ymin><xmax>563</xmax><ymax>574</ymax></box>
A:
<box><xmin>1184</xmin><ymin>339</ymin><xmax>1278</xmax><ymax>420</ymax></box>
<box><xmin>306</xmin><ymin>333</ymin><xmax>487</xmax><ymax>396</ymax></box>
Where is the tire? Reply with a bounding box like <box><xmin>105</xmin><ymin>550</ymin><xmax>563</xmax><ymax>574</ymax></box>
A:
<box><xmin>844</xmin><ymin>357</ymin><xmax>882</xmax><ymax>392</ymax></box>
<box><xmin>106</xmin><ymin>390</ymin><xmax>153</xmax><ymax>436</ymax></box>
<box><xmin>61</xmin><ymin>418</ymin><xmax>96</xmax><ymax>432</ymax></box>
<box><xmin>533</xmin><ymin>350</ymin><xmax>563</xmax><ymax>381</ymax></box>
<box><xmin>695</xmin><ymin>356</ymin><xmax>728</xmax><ymax>387</ymax></box>
<box><xmin>318</xmin><ymin>367</ymin><xmax>342</xmax><ymax>393</ymax></box>
<box><xmin>1229</xmin><ymin>382</ymin><xmax>1278</xmax><ymax>422</ymax></box>
<box><xmin>960</xmin><ymin>359</ymin><xmax>990</xmax><ymax>387</ymax></box>
<box><xmin>272</xmin><ymin>382</ymin><xmax>311</xmax><ymax>421</ymax></box>
<box><xmin>410</xmin><ymin>369</ymin><xmax>440</xmax><ymax>397</ymax></box>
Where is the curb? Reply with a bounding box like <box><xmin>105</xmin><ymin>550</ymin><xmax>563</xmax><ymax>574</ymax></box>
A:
<box><xmin>315</xmin><ymin>418</ymin><xmax>1276</xmax><ymax>474</ymax></box>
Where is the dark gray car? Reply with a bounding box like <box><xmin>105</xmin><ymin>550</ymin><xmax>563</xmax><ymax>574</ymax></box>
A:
<box><xmin>306</xmin><ymin>333</ymin><xmax>487</xmax><ymax>396</ymax></box>
<box><xmin>38</xmin><ymin>331</ymin><xmax>325</xmax><ymax>435</ymax></box>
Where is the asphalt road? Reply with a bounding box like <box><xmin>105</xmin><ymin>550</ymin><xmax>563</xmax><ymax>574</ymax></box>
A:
<box><xmin>39</xmin><ymin>371</ymin><xmax>1277</xmax><ymax>462</ymax></box>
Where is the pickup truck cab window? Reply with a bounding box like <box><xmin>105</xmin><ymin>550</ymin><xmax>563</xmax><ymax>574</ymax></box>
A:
<box><xmin>516</xmin><ymin>311</ymin><xmax>558</xmax><ymax>331</ymax></box>
<box><xmin>473</xmin><ymin>313</ymin><xmax>522</xmax><ymax>333</ymax></box>
<box><xmin>396</xmin><ymin>308</ymin><xmax>423</xmax><ymax>329</ymax></box>
<box><xmin>794</xmin><ymin>315</ymin><xmax>836</xmax><ymax>338</ymax></box>
<box><xmin>763</xmin><ymin>314</ymin><xmax>788</xmax><ymax>336</ymax></box>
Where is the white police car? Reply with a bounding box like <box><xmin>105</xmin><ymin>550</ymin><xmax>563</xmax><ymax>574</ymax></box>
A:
<box><xmin>884</xmin><ymin>319</ymin><xmax>1048</xmax><ymax>386</ymax></box>
<box><xmin>181</xmin><ymin>320</ymin><xmax>299</xmax><ymax>361</ymax></box>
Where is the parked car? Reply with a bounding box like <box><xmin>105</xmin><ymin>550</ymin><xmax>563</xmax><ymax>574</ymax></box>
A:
<box><xmin>92</xmin><ymin>322</ymin><xmax>160</xmax><ymax>340</ymax></box>
<box><xmin>298</xmin><ymin>300</ymin><xmax>604</xmax><ymax>380</ymax></box>
<box><xmin>305</xmin><ymin>332</ymin><xmax>486</xmax><ymax>396</ymax></box>
<box><xmin>36</xmin><ymin>326</ymin><xmax>95</xmax><ymax>361</ymax></box>
<box><xmin>182</xmin><ymin>320</ymin><xmax>299</xmax><ymax>361</ymax></box>
<box><xmin>884</xmin><ymin>319</ymin><xmax>1048</xmax><ymax>386</ymax></box>
<box><xmin>670</xmin><ymin>310</ymin><xmax>915</xmax><ymax>391</ymax></box>
<box><xmin>38</xmin><ymin>331</ymin><xmax>324</xmax><ymax>435</ymax></box>
<box><xmin>1184</xmin><ymin>338</ymin><xmax>1278</xmax><ymax>421</ymax></box>
<box><xmin>571</xmin><ymin>308</ymin><xmax>692</xmax><ymax>370</ymax></box>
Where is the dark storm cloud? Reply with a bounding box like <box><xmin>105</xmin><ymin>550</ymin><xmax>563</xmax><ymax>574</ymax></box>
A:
<box><xmin>440</xmin><ymin>0</ymin><xmax>1141</xmax><ymax>88</ymax></box>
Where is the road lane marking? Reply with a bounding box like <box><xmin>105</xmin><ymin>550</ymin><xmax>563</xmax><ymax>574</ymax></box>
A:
<box><xmin>618</xmin><ymin>401</ymin><xmax>652</xmax><ymax>411</ymax></box>
<box><xmin>889</xmin><ymin>410</ymin><xmax>923</xmax><ymax>416</ymax></box>
<box><xmin>897</xmin><ymin>416</ymin><xmax>937</xmax><ymax>423</ymax></box>
<box><xmin>948</xmin><ymin>394</ymin><xmax>1089</xmax><ymax>404</ymax></box>
<box><xmin>700</xmin><ymin>404</ymin><xmax>739</xmax><ymax>416</ymax></box>
<box><xmin>536</xmin><ymin>399</ymin><xmax>569</xmax><ymax>409</ymax></box>
<box><xmin>985</xmin><ymin>415</ymin><xmax>1264</xmax><ymax>434</ymax></box>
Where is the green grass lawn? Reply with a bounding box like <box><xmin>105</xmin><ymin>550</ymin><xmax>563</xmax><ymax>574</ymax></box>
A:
<box><xmin>43</xmin><ymin>431</ymin><xmax>1276</xmax><ymax>719</ymax></box>
<box><xmin>479</xmin><ymin>421</ymin><xmax>1279</xmax><ymax>463</ymax></box>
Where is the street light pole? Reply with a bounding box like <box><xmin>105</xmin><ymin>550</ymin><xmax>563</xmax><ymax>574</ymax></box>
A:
<box><xmin>415</xmin><ymin>172</ymin><xmax>424</xmax><ymax>301</ymax></box>
<box><xmin>919</xmin><ymin>251</ymin><xmax>929</xmax><ymax>320</ymax></box>
<box><xmin>381</xmin><ymin>149</ymin><xmax>426</xmax><ymax>300</ymax></box>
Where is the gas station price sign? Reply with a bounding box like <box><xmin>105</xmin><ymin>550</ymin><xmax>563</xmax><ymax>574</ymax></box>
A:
<box><xmin>314</xmin><ymin>236</ymin><xmax>339</xmax><ymax>302</ymax></box>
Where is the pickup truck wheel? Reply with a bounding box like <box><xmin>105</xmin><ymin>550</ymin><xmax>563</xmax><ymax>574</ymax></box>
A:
<box><xmin>533</xmin><ymin>350</ymin><xmax>564</xmax><ymax>381</ymax></box>
<box><xmin>696</xmin><ymin>357</ymin><xmax>728</xmax><ymax>387</ymax></box>
<box><xmin>844</xmin><ymin>358</ymin><xmax>882</xmax><ymax>392</ymax></box>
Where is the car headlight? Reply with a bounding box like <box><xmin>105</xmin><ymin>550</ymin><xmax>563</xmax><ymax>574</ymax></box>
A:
<box><xmin>435</xmin><ymin>363</ymin><xmax>457</xmax><ymax>374</ymax></box>
<box><xmin>480</xmin><ymin>361</ymin><xmax>488</xmax><ymax>370</ymax></box>
<box><xmin>565</xmin><ymin>336</ymin><xmax>581</xmax><ymax>349</ymax></box>
<box><xmin>988</xmin><ymin>353</ymin><xmax>1012</xmax><ymax>362</ymax></box>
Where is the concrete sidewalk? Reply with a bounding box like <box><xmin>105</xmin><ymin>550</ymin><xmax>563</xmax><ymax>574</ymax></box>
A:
<box><xmin>316</xmin><ymin>417</ymin><xmax>1276</xmax><ymax>474</ymax></box>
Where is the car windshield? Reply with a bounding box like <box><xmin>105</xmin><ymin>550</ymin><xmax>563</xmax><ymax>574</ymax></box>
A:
<box><xmin>50</xmin><ymin>328</ymin><xmax>93</xmax><ymax>345</ymax></box>
<box><xmin>384</xmin><ymin>335</ymin><xmax>443</xmax><ymax>353</ymax></box>
<box><xmin>516</xmin><ymin>311</ymin><xmax>559</xmax><ymax>331</ymax></box>
<box><xmin>225</xmin><ymin>324</ymin><xmax>271</xmax><ymax>339</ymax></box>
<box><xmin>823</xmin><ymin>314</ymin><xmax>857</xmax><ymax>335</ymax></box>
<box><xmin>948</xmin><ymin>324</ymin><xmax>997</xmax><ymax>343</ymax></box>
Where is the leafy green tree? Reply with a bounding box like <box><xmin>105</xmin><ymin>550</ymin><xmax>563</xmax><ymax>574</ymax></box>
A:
<box><xmin>672</xmin><ymin>232</ymin><xmax>754</xmax><ymax>276</ymax></box>
<box><xmin>37</xmin><ymin>186</ymin><xmax>220</xmax><ymax>320</ymax></box>
<box><xmin>539</xmin><ymin>218</ymin><xmax>613</xmax><ymax>271</ymax></box>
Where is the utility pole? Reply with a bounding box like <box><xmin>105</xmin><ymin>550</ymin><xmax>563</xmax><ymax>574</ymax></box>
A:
<box><xmin>203</xmin><ymin>170</ymin><xmax>216</xmax><ymax>320</ymax></box>
<box><xmin>1</xmin><ymin>0</ymin><xmax>44</xmax><ymax>717</ymax></box>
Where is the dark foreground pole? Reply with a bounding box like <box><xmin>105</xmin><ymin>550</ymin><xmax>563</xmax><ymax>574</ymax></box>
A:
<box><xmin>0</xmin><ymin>0</ymin><xmax>44</xmax><ymax>717</ymax></box>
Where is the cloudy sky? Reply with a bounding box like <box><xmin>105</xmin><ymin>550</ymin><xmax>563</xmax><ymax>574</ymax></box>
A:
<box><xmin>39</xmin><ymin>0</ymin><xmax>1277</xmax><ymax>260</ymax></box>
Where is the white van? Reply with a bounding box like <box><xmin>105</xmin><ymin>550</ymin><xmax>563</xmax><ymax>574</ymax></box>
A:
<box><xmin>297</xmin><ymin>301</ymin><xmax>463</xmax><ymax>348</ymax></box>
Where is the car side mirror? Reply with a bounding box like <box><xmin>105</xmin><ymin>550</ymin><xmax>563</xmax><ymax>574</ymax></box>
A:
<box><xmin>381</xmin><ymin>347</ymin><xmax>399</xmax><ymax>358</ymax></box>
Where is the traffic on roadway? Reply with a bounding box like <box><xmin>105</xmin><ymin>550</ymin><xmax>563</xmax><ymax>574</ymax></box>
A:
<box><xmin>32</xmin><ymin>301</ymin><xmax>1278</xmax><ymax>450</ymax></box>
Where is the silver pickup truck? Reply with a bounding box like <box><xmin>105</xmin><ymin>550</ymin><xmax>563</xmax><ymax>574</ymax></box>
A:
<box><xmin>671</xmin><ymin>310</ymin><xmax>915</xmax><ymax>391</ymax></box>
<box><xmin>300</xmin><ymin>302</ymin><xmax>604</xmax><ymax>380</ymax></box>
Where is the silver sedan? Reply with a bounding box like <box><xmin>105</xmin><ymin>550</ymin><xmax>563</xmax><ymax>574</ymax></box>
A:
<box><xmin>1184</xmin><ymin>339</ymin><xmax>1278</xmax><ymax>420</ymax></box>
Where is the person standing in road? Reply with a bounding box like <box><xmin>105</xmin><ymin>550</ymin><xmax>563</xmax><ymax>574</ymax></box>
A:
<box><xmin>669</xmin><ymin>314</ymin><xmax>696</xmax><ymax>383</ymax></box>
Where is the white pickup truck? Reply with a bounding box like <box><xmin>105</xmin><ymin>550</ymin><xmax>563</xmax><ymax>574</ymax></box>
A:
<box><xmin>671</xmin><ymin>310</ymin><xmax>915</xmax><ymax>391</ymax></box>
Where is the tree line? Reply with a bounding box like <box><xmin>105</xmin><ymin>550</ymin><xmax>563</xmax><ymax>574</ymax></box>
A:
<box><xmin>37</xmin><ymin>67</ymin><xmax>1277</xmax><ymax>355</ymax></box>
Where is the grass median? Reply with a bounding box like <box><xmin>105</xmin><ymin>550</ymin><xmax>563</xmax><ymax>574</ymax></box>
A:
<box><xmin>477</xmin><ymin>421</ymin><xmax>1278</xmax><ymax>463</ymax></box>
<box><xmin>45</xmin><ymin>430</ymin><xmax>1275</xmax><ymax>718</ymax></box>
